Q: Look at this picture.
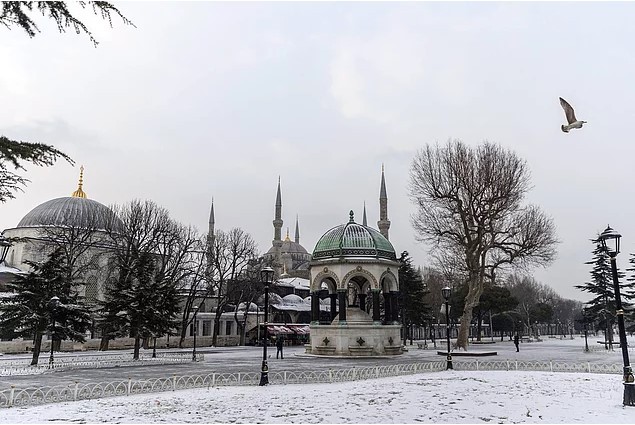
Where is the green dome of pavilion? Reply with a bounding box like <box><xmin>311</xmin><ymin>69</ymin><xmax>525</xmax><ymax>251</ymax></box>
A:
<box><xmin>312</xmin><ymin>211</ymin><xmax>396</xmax><ymax>261</ymax></box>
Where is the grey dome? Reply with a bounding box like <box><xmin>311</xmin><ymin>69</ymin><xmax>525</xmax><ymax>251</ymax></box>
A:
<box><xmin>266</xmin><ymin>240</ymin><xmax>309</xmax><ymax>255</ymax></box>
<box><xmin>17</xmin><ymin>197</ymin><xmax>120</xmax><ymax>231</ymax></box>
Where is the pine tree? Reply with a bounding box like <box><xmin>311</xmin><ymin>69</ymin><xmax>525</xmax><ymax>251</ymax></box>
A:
<box><xmin>0</xmin><ymin>249</ymin><xmax>91</xmax><ymax>365</ymax></box>
<box><xmin>576</xmin><ymin>242</ymin><xmax>633</xmax><ymax>346</ymax></box>
<box><xmin>623</xmin><ymin>253</ymin><xmax>635</xmax><ymax>332</ymax></box>
<box><xmin>100</xmin><ymin>252</ymin><xmax>181</xmax><ymax>360</ymax></box>
<box><xmin>398</xmin><ymin>251</ymin><xmax>432</xmax><ymax>344</ymax></box>
<box><xmin>0</xmin><ymin>2</ymin><xmax>133</xmax><ymax>47</ymax></box>
<box><xmin>0</xmin><ymin>136</ymin><xmax>73</xmax><ymax>203</ymax></box>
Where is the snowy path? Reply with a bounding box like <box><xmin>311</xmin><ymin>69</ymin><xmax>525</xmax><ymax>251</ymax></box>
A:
<box><xmin>1</xmin><ymin>371</ymin><xmax>632</xmax><ymax>423</ymax></box>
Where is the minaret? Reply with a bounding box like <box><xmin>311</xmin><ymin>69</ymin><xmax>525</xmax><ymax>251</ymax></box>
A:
<box><xmin>208</xmin><ymin>197</ymin><xmax>215</xmax><ymax>240</ymax></box>
<box><xmin>272</xmin><ymin>177</ymin><xmax>284</xmax><ymax>275</ymax></box>
<box><xmin>294</xmin><ymin>215</ymin><xmax>300</xmax><ymax>244</ymax></box>
<box><xmin>71</xmin><ymin>166</ymin><xmax>87</xmax><ymax>198</ymax></box>
<box><xmin>377</xmin><ymin>164</ymin><xmax>391</xmax><ymax>239</ymax></box>
<box><xmin>362</xmin><ymin>201</ymin><xmax>368</xmax><ymax>226</ymax></box>
<box><xmin>206</xmin><ymin>198</ymin><xmax>215</xmax><ymax>276</ymax></box>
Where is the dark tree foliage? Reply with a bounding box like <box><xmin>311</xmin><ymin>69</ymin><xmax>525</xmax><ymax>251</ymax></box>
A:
<box><xmin>398</xmin><ymin>251</ymin><xmax>432</xmax><ymax>343</ymax></box>
<box><xmin>622</xmin><ymin>253</ymin><xmax>635</xmax><ymax>332</ymax></box>
<box><xmin>576</xmin><ymin>241</ymin><xmax>634</xmax><ymax>343</ymax></box>
<box><xmin>0</xmin><ymin>1</ymin><xmax>134</xmax><ymax>46</ymax></box>
<box><xmin>0</xmin><ymin>136</ymin><xmax>73</xmax><ymax>203</ymax></box>
<box><xmin>0</xmin><ymin>249</ymin><xmax>90</xmax><ymax>365</ymax></box>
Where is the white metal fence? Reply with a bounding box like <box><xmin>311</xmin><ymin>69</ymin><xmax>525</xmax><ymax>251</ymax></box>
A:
<box><xmin>0</xmin><ymin>360</ymin><xmax>623</xmax><ymax>408</ymax></box>
<box><xmin>0</xmin><ymin>352</ymin><xmax>203</xmax><ymax>376</ymax></box>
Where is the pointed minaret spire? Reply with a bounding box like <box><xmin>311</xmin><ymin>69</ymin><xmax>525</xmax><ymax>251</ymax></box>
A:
<box><xmin>272</xmin><ymin>177</ymin><xmax>284</xmax><ymax>276</ymax></box>
<box><xmin>209</xmin><ymin>197</ymin><xmax>215</xmax><ymax>232</ymax></box>
<box><xmin>294</xmin><ymin>214</ymin><xmax>300</xmax><ymax>244</ymax></box>
<box><xmin>273</xmin><ymin>176</ymin><xmax>283</xmax><ymax>242</ymax></box>
<box><xmin>362</xmin><ymin>201</ymin><xmax>368</xmax><ymax>226</ymax></box>
<box><xmin>207</xmin><ymin>197</ymin><xmax>216</xmax><ymax>272</ymax></box>
<box><xmin>377</xmin><ymin>165</ymin><xmax>391</xmax><ymax>239</ymax></box>
<box><xmin>72</xmin><ymin>165</ymin><xmax>87</xmax><ymax>198</ymax></box>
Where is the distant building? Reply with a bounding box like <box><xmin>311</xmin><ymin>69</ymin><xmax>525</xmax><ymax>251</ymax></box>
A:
<box><xmin>262</xmin><ymin>178</ymin><xmax>312</xmax><ymax>279</ymax></box>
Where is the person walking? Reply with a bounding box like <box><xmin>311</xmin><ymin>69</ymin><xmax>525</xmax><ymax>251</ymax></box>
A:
<box><xmin>514</xmin><ymin>333</ymin><xmax>520</xmax><ymax>352</ymax></box>
<box><xmin>276</xmin><ymin>335</ymin><xmax>284</xmax><ymax>359</ymax></box>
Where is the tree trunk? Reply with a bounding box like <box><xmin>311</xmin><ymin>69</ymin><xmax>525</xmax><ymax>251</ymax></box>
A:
<box><xmin>212</xmin><ymin>314</ymin><xmax>221</xmax><ymax>347</ymax></box>
<box><xmin>31</xmin><ymin>332</ymin><xmax>43</xmax><ymax>366</ymax></box>
<box><xmin>99</xmin><ymin>336</ymin><xmax>110</xmax><ymax>351</ymax></box>
<box><xmin>476</xmin><ymin>310</ymin><xmax>483</xmax><ymax>342</ymax></box>
<box><xmin>133</xmin><ymin>335</ymin><xmax>141</xmax><ymax>360</ymax></box>
<box><xmin>456</xmin><ymin>274</ymin><xmax>483</xmax><ymax>350</ymax></box>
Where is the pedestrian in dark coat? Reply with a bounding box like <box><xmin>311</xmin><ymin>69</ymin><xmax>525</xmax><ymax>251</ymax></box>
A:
<box><xmin>276</xmin><ymin>335</ymin><xmax>284</xmax><ymax>359</ymax></box>
<box><xmin>514</xmin><ymin>334</ymin><xmax>520</xmax><ymax>352</ymax></box>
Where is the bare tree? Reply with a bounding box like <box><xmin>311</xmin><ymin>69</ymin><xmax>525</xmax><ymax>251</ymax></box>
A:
<box><xmin>209</xmin><ymin>228</ymin><xmax>258</xmax><ymax>347</ymax></box>
<box><xmin>178</xmin><ymin>236</ymin><xmax>210</xmax><ymax>348</ymax></box>
<box><xmin>409</xmin><ymin>140</ymin><xmax>558</xmax><ymax>350</ymax></box>
<box><xmin>99</xmin><ymin>200</ymin><xmax>184</xmax><ymax>359</ymax></box>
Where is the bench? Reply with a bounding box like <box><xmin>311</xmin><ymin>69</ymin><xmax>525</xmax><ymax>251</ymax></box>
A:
<box><xmin>597</xmin><ymin>341</ymin><xmax>621</xmax><ymax>347</ymax></box>
<box><xmin>417</xmin><ymin>342</ymin><xmax>428</xmax><ymax>349</ymax></box>
<box><xmin>520</xmin><ymin>336</ymin><xmax>532</xmax><ymax>343</ymax></box>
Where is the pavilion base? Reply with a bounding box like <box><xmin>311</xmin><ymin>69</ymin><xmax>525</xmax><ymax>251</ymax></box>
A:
<box><xmin>307</xmin><ymin>309</ymin><xmax>402</xmax><ymax>357</ymax></box>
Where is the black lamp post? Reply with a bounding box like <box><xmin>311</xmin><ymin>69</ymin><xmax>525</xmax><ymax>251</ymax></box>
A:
<box><xmin>582</xmin><ymin>308</ymin><xmax>589</xmax><ymax>353</ymax></box>
<box><xmin>191</xmin><ymin>306</ymin><xmax>199</xmax><ymax>362</ymax></box>
<box><xmin>441</xmin><ymin>286</ymin><xmax>453</xmax><ymax>370</ymax></box>
<box><xmin>48</xmin><ymin>296</ymin><xmax>60</xmax><ymax>368</ymax></box>
<box><xmin>596</xmin><ymin>225</ymin><xmax>635</xmax><ymax>406</ymax></box>
<box><xmin>259</xmin><ymin>266</ymin><xmax>274</xmax><ymax>386</ymax></box>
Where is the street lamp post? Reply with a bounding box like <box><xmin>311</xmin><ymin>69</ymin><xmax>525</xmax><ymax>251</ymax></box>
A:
<box><xmin>259</xmin><ymin>266</ymin><xmax>274</xmax><ymax>386</ymax></box>
<box><xmin>191</xmin><ymin>306</ymin><xmax>199</xmax><ymax>362</ymax></box>
<box><xmin>48</xmin><ymin>296</ymin><xmax>60</xmax><ymax>368</ymax></box>
<box><xmin>597</xmin><ymin>225</ymin><xmax>635</xmax><ymax>406</ymax></box>
<box><xmin>583</xmin><ymin>308</ymin><xmax>589</xmax><ymax>353</ymax></box>
<box><xmin>441</xmin><ymin>286</ymin><xmax>453</xmax><ymax>370</ymax></box>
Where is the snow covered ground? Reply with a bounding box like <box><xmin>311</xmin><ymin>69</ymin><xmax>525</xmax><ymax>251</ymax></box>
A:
<box><xmin>2</xmin><ymin>370</ymin><xmax>633</xmax><ymax>423</ymax></box>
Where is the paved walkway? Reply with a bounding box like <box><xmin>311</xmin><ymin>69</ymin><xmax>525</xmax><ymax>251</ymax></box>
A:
<box><xmin>1</xmin><ymin>335</ymin><xmax>631</xmax><ymax>390</ymax></box>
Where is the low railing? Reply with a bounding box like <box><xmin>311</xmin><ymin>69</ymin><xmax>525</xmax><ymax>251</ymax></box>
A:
<box><xmin>0</xmin><ymin>353</ymin><xmax>203</xmax><ymax>376</ymax></box>
<box><xmin>0</xmin><ymin>360</ymin><xmax>621</xmax><ymax>408</ymax></box>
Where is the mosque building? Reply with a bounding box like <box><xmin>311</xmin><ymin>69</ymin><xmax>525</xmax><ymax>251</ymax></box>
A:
<box><xmin>0</xmin><ymin>167</ymin><xmax>118</xmax><ymax>303</ymax></box>
<box><xmin>262</xmin><ymin>178</ymin><xmax>312</xmax><ymax>280</ymax></box>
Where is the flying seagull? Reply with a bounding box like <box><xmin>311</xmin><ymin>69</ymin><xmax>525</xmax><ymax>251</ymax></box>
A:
<box><xmin>559</xmin><ymin>97</ymin><xmax>587</xmax><ymax>133</ymax></box>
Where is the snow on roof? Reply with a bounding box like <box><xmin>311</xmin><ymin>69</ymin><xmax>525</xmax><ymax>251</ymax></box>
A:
<box><xmin>275</xmin><ymin>277</ymin><xmax>309</xmax><ymax>290</ymax></box>
<box><xmin>0</xmin><ymin>264</ymin><xmax>24</xmax><ymax>275</ymax></box>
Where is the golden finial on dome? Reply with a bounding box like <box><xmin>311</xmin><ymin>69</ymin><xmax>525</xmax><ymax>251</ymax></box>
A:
<box><xmin>285</xmin><ymin>227</ymin><xmax>291</xmax><ymax>242</ymax></box>
<box><xmin>72</xmin><ymin>166</ymin><xmax>87</xmax><ymax>198</ymax></box>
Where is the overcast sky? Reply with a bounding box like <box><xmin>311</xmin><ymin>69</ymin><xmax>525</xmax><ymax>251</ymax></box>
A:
<box><xmin>2</xmin><ymin>1</ymin><xmax>635</xmax><ymax>302</ymax></box>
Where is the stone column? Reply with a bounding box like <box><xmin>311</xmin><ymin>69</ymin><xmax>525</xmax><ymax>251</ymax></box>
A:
<box><xmin>359</xmin><ymin>293</ymin><xmax>367</xmax><ymax>312</ymax></box>
<box><xmin>338</xmin><ymin>290</ymin><xmax>347</xmax><ymax>323</ymax></box>
<box><xmin>311</xmin><ymin>291</ymin><xmax>319</xmax><ymax>323</ymax></box>
<box><xmin>391</xmin><ymin>291</ymin><xmax>400</xmax><ymax>323</ymax></box>
<box><xmin>330</xmin><ymin>293</ymin><xmax>338</xmax><ymax>321</ymax></box>
<box><xmin>372</xmin><ymin>290</ymin><xmax>380</xmax><ymax>322</ymax></box>
<box><xmin>384</xmin><ymin>292</ymin><xmax>392</xmax><ymax>324</ymax></box>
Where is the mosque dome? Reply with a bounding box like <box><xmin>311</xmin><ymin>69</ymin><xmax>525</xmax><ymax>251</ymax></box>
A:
<box><xmin>266</xmin><ymin>237</ymin><xmax>308</xmax><ymax>256</ymax></box>
<box><xmin>312</xmin><ymin>211</ymin><xmax>396</xmax><ymax>261</ymax></box>
<box><xmin>282</xmin><ymin>294</ymin><xmax>304</xmax><ymax>305</ymax></box>
<box><xmin>15</xmin><ymin>167</ymin><xmax>120</xmax><ymax>231</ymax></box>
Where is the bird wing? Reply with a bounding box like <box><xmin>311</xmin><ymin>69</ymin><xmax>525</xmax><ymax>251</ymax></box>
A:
<box><xmin>559</xmin><ymin>97</ymin><xmax>577</xmax><ymax>124</ymax></box>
